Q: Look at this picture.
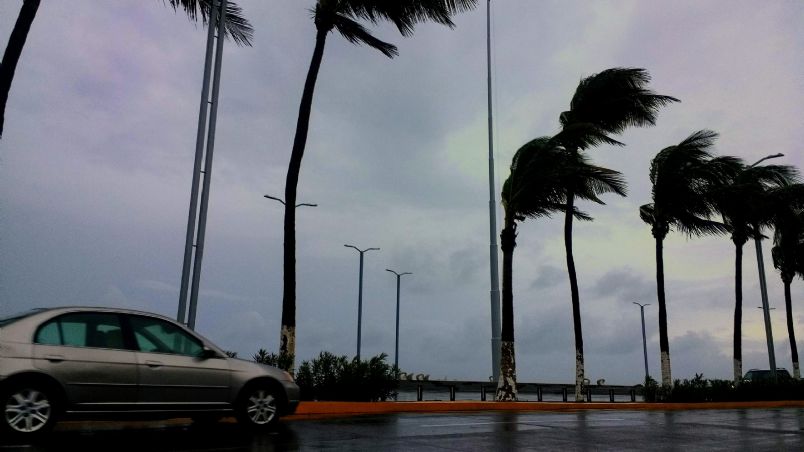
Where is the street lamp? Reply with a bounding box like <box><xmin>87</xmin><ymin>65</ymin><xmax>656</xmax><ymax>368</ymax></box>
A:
<box><xmin>386</xmin><ymin>269</ymin><xmax>412</xmax><ymax>371</ymax></box>
<box><xmin>633</xmin><ymin>302</ymin><xmax>651</xmax><ymax>382</ymax></box>
<box><xmin>748</xmin><ymin>153</ymin><xmax>784</xmax><ymax>380</ymax></box>
<box><xmin>345</xmin><ymin>244</ymin><xmax>380</xmax><ymax>360</ymax></box>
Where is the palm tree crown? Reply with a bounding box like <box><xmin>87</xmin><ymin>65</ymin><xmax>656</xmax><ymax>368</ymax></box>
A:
<box><xmin>558</xmin><ymin>68</ymin><xmax>679</xmax><ymax>149</ymax></box>
<box><xmin>312</xmin><ymin>0</ymin><xmax>477</xmax><ymax>57</ymax></box>
<box><xmin>168</xmin><ymin>0</ymin><xmax>254</xmax><ymax>46</ymax></box>
<box><xmin>640</xmin><ymin>130</ymin><xmax>739</xmax><ymax>239</ymax></box>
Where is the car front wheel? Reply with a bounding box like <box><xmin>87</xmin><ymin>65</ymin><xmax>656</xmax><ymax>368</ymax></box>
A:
<box><xmin>2</xmin><ymin>384</ymin><xmax>58</xmax><ymax>436</ymax></box>
<box><xmin>236</xmin><ymin>385</ymin><xmax>281</xmax><ymax>429</ymax></box>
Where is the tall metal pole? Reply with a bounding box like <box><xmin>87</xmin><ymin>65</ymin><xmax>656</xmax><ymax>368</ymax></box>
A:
<box><xmin>387</xmin><ymin>269</ymin><xmax>412</xmax><ymax>371</ymax></box>
<box><xmin>177</xmin><ymin>0</ymin><xmax>219</xmax><ymax>324</ymax></box>
<box><xmin>178</xmin><ymin>0</ymin><xmax>227</xmax><ymax>329</ymax></box>
<box><xmin>747</xmin><ymin>153</ymin><xmax>784</xmax><ymax>380</ymax></box>
<box><xmin>345</xmin><ymin>245</ymin><xmax>379</xmax><ymax>360</ymax></box>
<box><xmin>187</xmin><ymin>0</ymin><xmax>228</xmax><ymax>331</ymax></box>
<box><xmin>633</xmin><ymin>302</ymin><xmax>650</xmax><ymax>381</ymax></box>
<box><xmin>486</xmin><ymin>0</ymin><xmax>502</xmax><ymax>383</ymax></box>
<box><xmin>754</xmin><ymin>234</ymin><xmax>777</xmax><ymax>379</ymax></box>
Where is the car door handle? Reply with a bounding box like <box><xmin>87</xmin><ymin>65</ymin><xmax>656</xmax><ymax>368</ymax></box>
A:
<box><xmin>145</xmin><ymin>360</ymin><xmax>163</xmax><ymax>368</ymax></box>
<box><xmin>45</xmin><ymin>354</ymin><xmax>64</xmax><ymax>362</ymax></box>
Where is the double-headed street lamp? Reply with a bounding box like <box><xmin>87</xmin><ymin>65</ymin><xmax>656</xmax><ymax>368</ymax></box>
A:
<box><xmin>386</xmin><ymin>269</ymin><xmax>412</xmax><ymax>371</ymax></box>
<box><xmin>345</xmin><ymin>244</ymin><xmax>380</xmax><ymax>360</ymax></box>
<box><xmin>749</xmin><ymin>153</ymin><xmax>784</xmax><ymax>380</ymax></box>
<box><xmin>633</xmin><ymin>302</ymin><xmax>651</xmax><ymax>382</ymax></box>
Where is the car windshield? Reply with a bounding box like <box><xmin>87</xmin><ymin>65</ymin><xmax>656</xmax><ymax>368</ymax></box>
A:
<box><xmin>0</xmin><ymin>308</ymin><xmax>46</xmax><ymax>327</ymax></box>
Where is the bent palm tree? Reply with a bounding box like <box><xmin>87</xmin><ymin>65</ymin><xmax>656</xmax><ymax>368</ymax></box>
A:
<box><xmin>557</xmin><ymin>68</ymin><xmax>678</xmax><ymax>400</ymax></box>
<box><xmin>640</xmin><ymin>130</ymin><xmax>738</xmax><ymax>386</ymax></box>
<box><xmin>0</xmin><ymin>0</ymin><xmax>253</xmax><ymax>140</ymax></box>
<box><xmin>771</xmin><ymin>191</ymin><xmax>804</xmax><ymax>378</ymax></box>
<box><xmin>714</xmin><ymin>161</ymin><xmax>800</xmax><ymax>382</ymax></box>
<box><xmin>497</xmin><ymin>136</ymin><xmax>626</xmax><ymax>401</ymax></box>
<box><xmin>279</xmin><ymin>0</ymin><xmax>476</xmax><ymax>372</ymax></box>
<box><xmin>0</xmin><ymin>0</ymin><xmax>40</xmax><ymax>140</ymax></box>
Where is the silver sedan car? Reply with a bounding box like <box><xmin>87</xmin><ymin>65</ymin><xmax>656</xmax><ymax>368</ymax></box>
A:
<box><xmin>0</xmin><ymin>307</ymin><xmax>299</xmax><ymax>437</ymax></box>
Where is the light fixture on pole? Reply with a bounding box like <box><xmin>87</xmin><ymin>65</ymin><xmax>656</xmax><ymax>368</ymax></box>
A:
<box><xmin>633</xmin><ymin>302</ymin><xmax>651</xmax><ymax>382</ymax></box>
<box><xmin>345</xmin><ymin>244</ymin><xmax>380</xmax><ymax>360</ymax></box>
<box><xmin>386</xmin><ymin>269</ymin><xmax>412</xmax><ymax>371</ymax></box>
<box><xmin>749</xmin><ymin>153</ymin><xmax>784</xmax><ymax>380</ymax></box>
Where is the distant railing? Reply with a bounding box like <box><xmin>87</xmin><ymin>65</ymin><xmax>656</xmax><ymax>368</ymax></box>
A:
<box><xmin>397</xmin><ymin>380</ymin><xmax>643</xmax><ymax>402</ymax></box>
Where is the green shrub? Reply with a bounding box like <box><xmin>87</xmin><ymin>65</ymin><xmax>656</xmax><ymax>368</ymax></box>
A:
<box><xmin>295</xmin><ymin>352</ymin><xmax>399</xmax><ymax>401</ymax></box>
<box><xmin>252</xmin><ymin>348</ymin><xmax>294</xmax><ymax>373</ymax></box>
<box><xmin>645</xmin><ymin>373</ymin><xmax>804</xmax><ymax>402</ymax></box>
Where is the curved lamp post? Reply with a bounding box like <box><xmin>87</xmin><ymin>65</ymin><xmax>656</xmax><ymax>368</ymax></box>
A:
<box><xmin>345</xmin><ymin>244</ymin><xmax>380</xmax><ymax>360</ymax></box>
<box><xmin>386</xmin><ymin>269</ymin><xmax>412</xmax><ymax>370</ymax></box>
<box><xmin>749</xmin><ymin>153</ymin><xmax>784</xmax><ymax>380</ymax></box>
<box><xmin>633</xmin><ymin>302</ymin><xmax>651</xmax><ymax>381</ymax></box>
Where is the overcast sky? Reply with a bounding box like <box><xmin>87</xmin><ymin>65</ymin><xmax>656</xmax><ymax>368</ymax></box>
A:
<box><xmin>1</xmin><ymin>0</ymin><xmax>803</xmax><ymax>384</ymax></box>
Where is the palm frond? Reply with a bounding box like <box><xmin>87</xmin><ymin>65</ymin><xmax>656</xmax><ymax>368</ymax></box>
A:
<box><xmin>639</xmin><ymin>203</ymin><xmax>656</xmax><ymax>226</ymax></box>
<box><xmin>167</xmin><ymin>0</ymin><xmax>254</xmax><ymax>46</ymax></box>
<box><xmin>333</xmin><ymin>14</ymin><xmax>398</xmax><ymax>57</ymax></box>
<box><xmin>551</xmin><ymin>122</ymin><xmax>624</xmax><ymax>151</ymax></box>
<box><xmin>342</xmin><ymin>0</ymin><xmax>478</xmax><ymax>36</ymax></box>
<box><xmin>561</xmin><ymin>67</ymin><xmax>679</xmax><ymax>134</ymax></box>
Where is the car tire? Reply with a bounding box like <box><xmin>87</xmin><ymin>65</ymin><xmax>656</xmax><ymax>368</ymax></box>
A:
<box><xmin>236</xmin><ymin>384</ymin><xmax>282</xmax><ymax>429</ymax></box>
<box><xmin>1</xmin><ymin>382</ymin><xmax>59</xmax><ymax>437</ymax></box>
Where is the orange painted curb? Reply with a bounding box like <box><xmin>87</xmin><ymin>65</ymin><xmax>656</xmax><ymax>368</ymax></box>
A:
<box><xmin>285</xmin><ymin>400</ymin><xmax>804</xmax><ymax>419</ymax></box>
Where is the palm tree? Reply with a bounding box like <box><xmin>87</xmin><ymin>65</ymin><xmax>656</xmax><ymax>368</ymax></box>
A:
<box><xmin>0</xmin><ymin>0</ymin><xmax>40</xmax><ymax>139</ymax></box>
<box><xmin>0</xmin><ymin>0</ymin><xmax>253</xmax><ymax>140</ymax></box>
<box><xmin>497</xmin><ymin>136</ymin><xmax>626</xmax><ymax>401</ymax></box>
<box><xmin>278</xmin><ymin>0</ymin><xmax>477</xmax><ymax>372</ymax></box>
<box><xmin>713</xmin><ymin>160</ymin><xmax>800</xmax><ymax>382</ymax></box>
<box><xmin>639</xmin><ymin>130</ymin><xmax>739</xmax><ymax>386</ymax></box>
<box><xmin>771</xmin><ymin>192</ymin><xmax>804</xmax><ymax>378</ymax></box>
<box><xmin>556</xmin><ymin>68</ymin><xmax>678</xmax><ymax>400</ymax></box>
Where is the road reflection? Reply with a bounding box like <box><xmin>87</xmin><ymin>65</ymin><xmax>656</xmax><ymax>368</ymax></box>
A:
<box><xmin>4</xmin><ymin>421</ymin><xmax>301</xmax><ymax>452</ymax></box>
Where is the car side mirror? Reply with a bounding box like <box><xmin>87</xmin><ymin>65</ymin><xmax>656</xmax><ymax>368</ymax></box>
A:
<box><xmin>200</xmin><ymin>347</ymin><xmax>219</xmax><ymax>360</ymax></box>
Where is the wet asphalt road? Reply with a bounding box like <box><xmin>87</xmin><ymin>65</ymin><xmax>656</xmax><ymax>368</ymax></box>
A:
<box><xmin>2</xmin><ymin>408</ymin><xmax>804</xmax><ymax>451</ymax></box>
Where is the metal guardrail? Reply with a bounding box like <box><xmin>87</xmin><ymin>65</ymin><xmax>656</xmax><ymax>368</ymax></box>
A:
<box><xmin>397</xmin><ymin>380</ymin><xmax>642</xmax><ymax>402</ymax></box>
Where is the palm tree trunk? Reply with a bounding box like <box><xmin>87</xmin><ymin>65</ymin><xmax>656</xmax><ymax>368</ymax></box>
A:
<box><xmin>496</xmin><ymin>216</ymin><xmax>517</xmax><ymax>401</ymax></box>
<box><xmin>733</xmin><ymin>240</ymin><xmax>744</xmax><ymax>383</ymax></box>
<box><xmin>654</xmin><ymin>231</ymin><xmax>672</xmax><ymax>386</ymax></box>
<box><xmin>279</xmin><ymin>28</ymin><xmax>328</xmax><ymax>372</ymax></box>
<box><xmin>564</xmin><ymin>190</ymin><xmax>585</xmax><ymax>401</ymax></box>
<box><xmin>0</xmin><ymin>0</ymin><xmax>40</xmax><ymax>139</ymax></box>
<box><xmin>783</xmin><ymin>278</ymin><xmax>800</xmax><ymax>379</ymax></box>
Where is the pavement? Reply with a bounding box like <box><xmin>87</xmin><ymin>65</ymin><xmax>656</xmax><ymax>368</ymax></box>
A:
<box><xmin>3</xmin><ymin>402</ymin><xmax>804</xmax><ymax>451</ymax></box>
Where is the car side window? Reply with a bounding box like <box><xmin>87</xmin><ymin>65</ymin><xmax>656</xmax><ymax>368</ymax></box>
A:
<box><xmin>34</xmin><ymin>313</ymin><xmax>126</xmax><ymax>350</ymax></box>
<box><xmin>128</xmin><ymin>315</ymin><xmax>203</xmax><ymax>357</ymax></box>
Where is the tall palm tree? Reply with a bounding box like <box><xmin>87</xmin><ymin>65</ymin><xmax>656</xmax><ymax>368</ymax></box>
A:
<box><xmin>771</xmin><ymin>193</ymin><xmax>804</xmax><ymax>378</ymax></box>
<box><xmin>278</xmin><ymin>0</ymin><xmax>476</xmax><ymax>372</ymax></box>
<box><xmin>497</xmin><ymin>136</ymin><xmax>626</xmax><ymax>401</ymax></box>
<box><xmin>557</xmin><ymin>68</ymin><xmax>678</xmax><ymax>400</ymax></box>
<box><xmin>639</xmin><ymin>130</ymin><xmax>738</xmax><ymax>386</ymax></box>
<box><xmin>0</xmin><ymin>0</ymin><xmax>253</xmax><ymax>140</ymax></box>
<box><xmin>713</xmin><ymin>161</ymin><xmax>800</xmax><ymax>382</ymax></box>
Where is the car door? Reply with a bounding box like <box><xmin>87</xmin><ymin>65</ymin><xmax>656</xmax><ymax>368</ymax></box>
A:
<box><xmin>31</xmin><ymin>312</ymin><xmax>138</xmax><ymax>408</ymax></box>
<box><xmin>127</xmin><ymin>314</ymin><xmax>231</xmax><ymax>408</ymax></box>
